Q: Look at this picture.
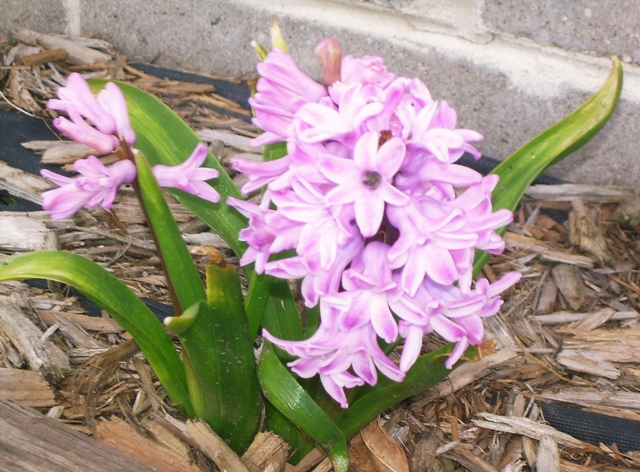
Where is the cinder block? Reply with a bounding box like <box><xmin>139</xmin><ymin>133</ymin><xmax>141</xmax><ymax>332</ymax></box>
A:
<box><xmin>78</xmin><ymin>0</ymin><xmax>262</xmax><ymax>76</ymax></box>
<box><xmin>483</xmin><ymin>1</ymin><xmax>640</xmax><ymax>65</ymax></box>
<box><xmin>1</xmin><ymin>0</ymin><xmax>639</xmax><ymax>187</ymax></box>
<box><xmin>0</xmin><ymin>0</ymin><xmax>67</xmax><ymax>35</ymax></box>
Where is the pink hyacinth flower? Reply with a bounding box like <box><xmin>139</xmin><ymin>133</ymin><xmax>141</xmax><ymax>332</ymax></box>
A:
<box><xmin>249</xmin><ymin>48</ymin><xmax>328</xmax><ymax>147</ymax></box>
<box><xmin>47</xmin><ymin>73</ymin><xmax>136</xmax><ymax>154</ymax></box>
<box><xmin>425</xmin><ymin>272</ymin><xmax>521</xmax><ymax>369</ymax></box>
<box><xmin>97</xmin><ymin>82</ymin><xmax>136</xmax><ymax>146</ymax></box>
<box><xmin>320</xmin><ymin>131</ymin><xmax>410</xmax><ymax>237</ymax></box>
<box><xmin>41</xmin><ymin>156</ymin><xmax>136</xmax><ymax>219</ymax></box>
<box><xmin>52</xmin><ymin>107</ymin><xmax>119</xmax><ymax>155</ymax></box>
<box><xmin>152</xmin><ymin>144</ymin><xmax>220</xmax><ymax>203</ymax></box>
<box><xmin>263</xmin><ymin>307</ymin><xmax>404</xmax><ymax>408</ymax></box>
<box><xmin>236</xmin><ymin>37</ymin><xmax>521</xmax><ymax>407</ymax></box>
<box><xmin>48</xmin><ymin>73</ymin><xmax>116</xmax><ymax>135</ymax></box>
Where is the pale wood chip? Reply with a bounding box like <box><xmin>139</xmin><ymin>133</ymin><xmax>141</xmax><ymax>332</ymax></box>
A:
<box><xmin>197</xmin><ymin>129</ymin><xmax>259</xmax><ymax>154</ymax></box>
<box><xmin>95</xmin><ymin>416</ymin><xmax>197</xmax><ymax>472</ymax></box>
<box><xmin>0</xmin><ymin>213</ymin><xmax>59</xmax><ymax>251</ymax></box>
<box><xmin>569</xmin><ymin>198</ymin><xmax>613</xmax><ymax>267</ymax></box>
<box><xmin>505</xmin><ymin>232</ymin><xmax>593</xmax><ymax>268</ymax></box>
<box><xmin>540</xmin><ymin>388</ymin><xmax>640</xmax><ymax>411</ymax></box>
<box><xmin>38</xmin><ymin>310</ymin><xmax>124</xmax><ymax>333</ymax></box>
<box><xmin>185</xmin><ymin>419</ymin><xmax>249</xmax><ymax>472</ymax></box>
<box><xmin>556</xmin><ymin>349</ymin><xmax>620</xmax><ymax>379</ymax></box>
<box><xmin>419</xmin><ymin>349</ymin><xmax>518</xmax><ymax>405</ymax></box>
<box><xmin>0</xmin><ymin>368</ymin><xmax>56</xmax><ymax>407</ymax></box>
<box><xmin>21</xmin><ymin>140</ymin><xmax>64</xmax><ymax>151</ymax></box>
<box><xmin>0</xmin><ymin>296</ymin><xmax>70</xmax><ymax>383</ymax></box>
<box><xmin>241</xmin><ymin>431</ymin><xmax>289</xmax><ymax>472</ymax></box>
<box><xmin>53</xmin><ymin>313</ymin><xmax>105</xmax><ymax>349</ymax></box>
<box><xmin>562</xmin><ymin>328</ymin><xmax>640</xmax><ymax>363</ymax></box>
<box><xmin>3</xmin><ymin>44</ymin><xmax>41</xmax><ymax>66</ymax></box>
<box><xmin>0</xmin><ymin>159</ymin><xmax>51</xmax><ymax>204</ymax></box>
<box><xmin>441</xmin><ymin>442</ymin><xmax>498</xmax><ymax>472</ymax></box>
<box><xmin>12</xmin><ymin>29</ymin><xmax>112</xmax><ymax>65</ymax></box>
<box><xmin>525</xmin><ymin>184</ymin><xmax>635</xmax><ymax>203</ymax></box>
<box><xmin>533</xmin><ymin>310</ymin><xmax>637</xmax><ymax>324</ymax></box>
<box><xmin>472</xmin><ymin>413</ymin><xmax>590</xmax><ymax>449</ymax></box>
<box><xmin>142</xmin><ymin>418</ymin><xmax>193</xmax><ymax>464</ymax></box>
<box><xmin>562</xmin><ymin>308</ymin><xmax>616</xmax><ymax>333</ymax></box>
<box><xmin>132</xmin><ymin>357</ymin><xmax>163</xmax><ymax>413</ymax></box>
<box><xmin>552</xmin><ymin>264</ymin><xmax>587</xmax><ymax>310</ymax></box>
<box><xmin>536</xmin><ymin>280</ymin><xmax>558</xmax><ymax>314</ymax></box>
<box><xmin>0</xmin><ymin>400</ymin><xmax>156</xmax><ymax>471</ymax></box>
<box><xmin>536</xmin><ymin>435</ymin><xmax>560</xmax><ymax>472</ymax></box>
<box><xmin>41</xmin><ymin>141</ymin><xmax>96</xmax><ymax>164</ymax></box>
<box><xmin>521</xmin><ymin>437</ymin><xmax>537</xmax><ymax>470</ymax></box>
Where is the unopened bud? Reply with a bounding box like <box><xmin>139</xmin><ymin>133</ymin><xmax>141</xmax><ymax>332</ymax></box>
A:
<box><xmin>315</xmin><ymin>37</ymin><xmax>342</xmax><ymax>85</ymax></box>
<box><xmin>251</xmin><ymin>40</ymin><xmax>268</xmax><ymax>61</ymax></box>
<box><xmin>269</xmin><ymin>17</ymin><xmax>288</xmax><ymax>52</ymax></box>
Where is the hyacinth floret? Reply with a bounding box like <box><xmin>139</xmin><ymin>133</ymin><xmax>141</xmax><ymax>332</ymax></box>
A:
<box><xmin>231</xmin><ymin>40</ymin><xmax>521</xmax><ymax>407</ymax></box>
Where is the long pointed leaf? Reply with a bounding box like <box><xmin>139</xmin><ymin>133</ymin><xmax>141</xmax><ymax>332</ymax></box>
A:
<box><xmin>166</xmin><ymin>261</ymin><xmax>262</xmax><ymax>454</ymax></box>
<box><xmin>258</xmin><ymin>342</ymin><xmax>349</xmax><ymax>472</ymax></box>
<box><xmin>474</xmin><ymin>58</ymin><xmax>623</xmax><ymax>275</ymax></box>
<box><xmin>0</xmin><ymin>251</ymin><xmax>192</xmax><ymax>415</ymax></box>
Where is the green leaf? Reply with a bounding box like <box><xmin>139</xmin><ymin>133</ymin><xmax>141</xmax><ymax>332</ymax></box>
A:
<box><xmin>164</xmin><ymin>301</ymin><xmax>202</xmax><ymax>335</ymax></box>
<box><xmin>473</xmin><ymin>57</ymin><xmax>623</xmax><ymax>275</ymax></box>
<box><xmin>134</xmin><ymin>153</ymin><xmax>206</xmax><ymax>311</ymax></box>
<box><xmin>258</xmin><ymin>342</ymin><xmax>349</xmax><ymax>472</ymax></box>
<box><xmin>244</xmin><ymin>273</ymin><xmax>273</xmax><ymax>338</ymax></box>
<box><xmin>336</xmin><ymin>344</ymin><xmax>477</xmax><ymax>441</ymax></box>
<box><xmin>0</xmin><ymin>251</ymin><xmax>192</xmax><ymax>415</ymax></box>
<box><xmin>304</xmin><ymin>304</ymin><xmax>320</xmax><ymax>338</ymax></box>
<box><xmin>263</xmin><ymin>141</ymin><xmax>287</xmax><ymax>162</ymax></box>
<box><xmin>172</xmin><ymin>260</ymin><xmax>262</xmax><ymax>454</ymax></box>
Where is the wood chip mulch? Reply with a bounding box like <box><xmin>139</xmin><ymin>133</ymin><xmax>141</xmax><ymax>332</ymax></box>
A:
<box><xmin>2</xmin><ymin>29</ymin><xmax>640</xmax><ymax>472</ymax></box>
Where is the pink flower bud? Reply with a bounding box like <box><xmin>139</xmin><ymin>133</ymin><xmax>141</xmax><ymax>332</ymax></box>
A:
<box><xmin>315</xmin><ymin>37</ymin><xmax>342</xmax><ymax>86</ymax></box>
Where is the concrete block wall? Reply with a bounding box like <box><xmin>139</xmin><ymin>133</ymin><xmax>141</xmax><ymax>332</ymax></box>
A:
<box><xmin>2</xmin><ymin>0</ymin><xmax>639</xmax><ymax>186</ymax></box>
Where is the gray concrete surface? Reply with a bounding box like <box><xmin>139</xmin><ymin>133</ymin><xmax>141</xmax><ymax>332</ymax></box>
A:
<box><xmin>0</xmin><ymin>0</ymin><xmax>67</xmax><ymax>35</ymax></box>
<box><xmin>1</xmin><ymin>0</ymin><xmax>639</xmax><ymax>186</ymax></box>
<box><xmin>483</xmin><ymin>1</ymin><xmax>640</xmax><ymax>65</ymax></box>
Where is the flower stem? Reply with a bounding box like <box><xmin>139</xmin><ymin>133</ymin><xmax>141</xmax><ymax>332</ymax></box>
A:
<box><xmin>116</xmin><ymin>142</ymin><xmax>183</xmax><ymax>316</ymax></box>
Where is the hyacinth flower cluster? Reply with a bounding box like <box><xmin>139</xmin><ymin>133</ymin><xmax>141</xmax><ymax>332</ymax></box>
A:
<box><xmin>230</xmin><ymin>40</ymin><xmax>521</xmax><ymax>408</ymax></box>
<box><xmin>41</xmin><ymin>73</ymin><xmax>221</xmax><ymax>219</ymax></box>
